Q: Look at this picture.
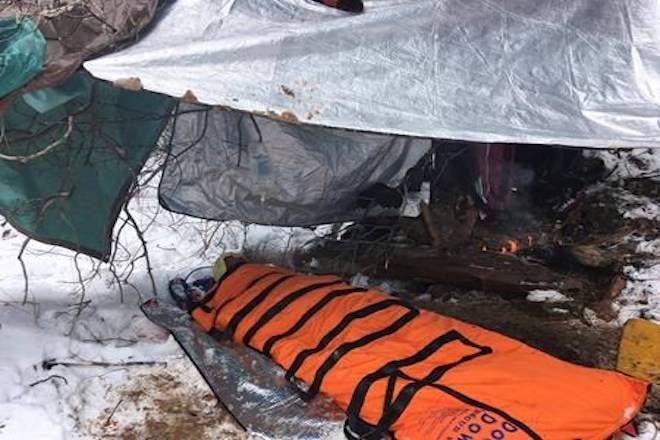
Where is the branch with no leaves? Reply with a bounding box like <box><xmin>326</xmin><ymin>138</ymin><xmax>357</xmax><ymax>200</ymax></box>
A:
<box><xmin>43</xmin><ymin>359</ymin><xmax>167</xmax><ymax>370</ymax></box>
<box><xmin>18</xmin><ymin>237</ymin><xmax>30</xmax><ymax>305</ymax></box>
<box><xmin>29</xmin><ymin>374</ymin><xmax>68</xmax><ymax>388</ymax></box>
<box><xmin>104</xmin><ymin>399</ymin><xmax>124</xmax><ymax>428</ymax></box>
<box><xmin>0</xmin><ymin>116</ymin><xmax>74</xmax><ymax>164</ymax></box>
<box><xmin>123</xmin><ymin>205</ymin><xmax>158</xmax><ymax>298</ymax></box>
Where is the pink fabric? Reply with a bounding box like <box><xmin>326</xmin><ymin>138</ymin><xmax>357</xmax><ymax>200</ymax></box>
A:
<box><xmin>474</xmin><ymin>144</ymin><xmax>516</xmax><ymax>211</ymax></box>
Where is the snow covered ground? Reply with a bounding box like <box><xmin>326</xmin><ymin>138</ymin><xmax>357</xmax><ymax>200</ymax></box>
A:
<box><xmin>588</xmin><ymin>149</ymin><xmax>660</xmax><ymax>325</ymax></box>
<box><xmin>0</xmin><ymin>184</ymin><xmax>320</xmax><ymax>439</ymax></box>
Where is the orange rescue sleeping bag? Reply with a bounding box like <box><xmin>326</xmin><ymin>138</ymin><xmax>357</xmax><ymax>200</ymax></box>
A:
<box><xmin>191</xmin><ymin>263</ymin><xmax>648</xmax><ymax>440</ymax></box>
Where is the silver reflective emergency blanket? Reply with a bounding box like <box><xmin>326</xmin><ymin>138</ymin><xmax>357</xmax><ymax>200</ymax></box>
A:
<box><xmin>159</xmin><ymin>105</ymin><xmax>429</xmax><ymax>225</ymax></box>
<box><xmin>141</xmin><ymin>300</ymin><xmax>346</xmax><ymax>440</ymax></box>
<box><xmin>85</xmin><ymin>0</ymin><xmax>660</xmax><ymax>148</ymax></box>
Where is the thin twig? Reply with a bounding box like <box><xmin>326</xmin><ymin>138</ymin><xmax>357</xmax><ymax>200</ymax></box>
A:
<box><xmin>0</xmin><ymin>117</ymin><xmax>74</xmax><ymax>163</ymax></box>
<box><xmin>68</xmin><ymin>252</ymin><xmax>87</xmax><ymax>336</ymax></box>
<box><xmin>124</xmin><ymin>206</ymin><xmax>157</xmax><ymax>297</ymax></box>
<box><xmin>43</xmin><ymin>359</ymin><xmax>167</xmax><ymax>370</ymax></box>
<box><xmin>18</xmin><ymin>238</ymin><xmax>30</xmax><ymax>305</ymax></box>
<box><xmin>104</xmin><ymin>399</ymin><xmax>124</xmax><ymax>428</ymax></box>
<box><xmin>29</xmin><ymin>374</ymin><xmax>68</xmax><ymax>388</ymax></box>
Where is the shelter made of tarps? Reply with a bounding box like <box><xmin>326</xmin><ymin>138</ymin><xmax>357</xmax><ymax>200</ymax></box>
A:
<box><xmin>86</xmin><ymin>0</ymin><xmax>660</xmax><ymax>149</ymax></box>
<box><xmin>0</xmin><ymin>0</ymin><xmax>159</xmax><ymax>113</ymax></box>
<box><xmin>0</xmin><ymin>73</ymin><xmax>173</xmax><ymax>260</ymax></box>
<box><xmin>160</xmin><ymin>104</ymin><xmax>430</xmax><ymax>226</ymax></box>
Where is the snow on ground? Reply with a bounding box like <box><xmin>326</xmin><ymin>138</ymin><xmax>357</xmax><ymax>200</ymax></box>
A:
<box><xmin>526</xmin><ymin>289</ymin><xmax>572</xmax><ymax>303</ymax></box>
<box><xmin>0</xmin><ymin>183</ymin><xmax>321</xmax><ymax>440</ymax></box>
<box><xmin>617</xmin><ymin>263</ymin><xmax>660</xmax><ymax>324</ymax></box>
<box><xmin>615</xmin><ymin>225</ymin><xmax>660</xmax><ymax>325</ymax></box>
<box><xmin>588</xmin><ymin>149</ymin><xmax>660</xmax><ymax>182</ymax></box>
<box><xmin>585</xmin><ymin>149</ymin><xmax>660</xmax><ymax>326</ymax></box>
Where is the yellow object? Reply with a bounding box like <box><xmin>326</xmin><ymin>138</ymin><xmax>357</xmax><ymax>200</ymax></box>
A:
<box><xmin>212</xmin><ymin>256</ymin><xmax>228</xmax><ymax>281</ymax></box>
<box><xmin>617</xmin><ymin>318</ymin><xmax>660</xmax><ymax>384</ymax></box>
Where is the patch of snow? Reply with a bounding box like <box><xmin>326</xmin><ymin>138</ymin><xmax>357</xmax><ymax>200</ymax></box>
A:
<box><xmin>348</xmin><ymin>274</ymin><xmax>410</xmax><ymax>296</ymax></box>
<box><xmin>602</xmin><ymin>188</ymin><xmax>660</xmax><ymax>221</ymax></box>
<box><xmin>0</xmin><ymin>404</ymin><xmax>65</xmax><ymax>440</ymax></box>
<box><xmin>350</xmin><ymin>274</ymin><xmax>370</xmax><ymax>288</ymax></box>
<box><xmin>615</xmin><ymin>264</ymin><xmax>660</xmax><ymax>324</ymax></box>
<box><xmin>414</xmin><ymin>293</ymin><xmax>432</xmax><ymax>302</ymax></box>
<box><xmin>623</xmin><ymin>197</ymin><xmax>660</xmax><ymax>221</ymax></box>
<box><xmin>582</xmin><ymin>308</ymin><xmax>608</xmax><ymax>326</ymax></box>
<box><xmin>587</xmin><ymin>149</ymin><xmax>660</xmax><ymax>181</ymax></box>
<box><xmin>637</xmin><ymin>421</ymin><xmax>660</xmax><ymax>440</ymax></box>
<box><xmin>616</xmin><ymin>421</ymin><xmax>660</xmax><ymax>440</ymax></box>
<box><xmin>637</xmin><ymin>239</ymin><xmax>660</xmax><ymax>255</ymax></box>
<box><xmin>526</xmin><ymin>289</ymin><xmax>572</xmax><ymax>303</ymax></box>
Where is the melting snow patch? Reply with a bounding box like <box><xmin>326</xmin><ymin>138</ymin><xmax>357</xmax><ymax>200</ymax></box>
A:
<box><xmin>587</xmin><ymin>149</ymin><xmax>660</xmax><ymax>181</ymax></box>
<box><xmin>526</xmin><ymin>289</ymin><xmax>572</xmax><ymax>303</ymax></box>
<box><xmin>616</xmin><ymin>264</ymin><xmax>660</xmax><ymax>324</ymax></box>
<box><xmin>623</xmin><ymin>197</ymin><xmax>660</xmax><ymax>221</ymax></box>
<box><xmin>637</xmin><ymin>239</ymin><xmax>660</xmax><ymax>255</ymax></box>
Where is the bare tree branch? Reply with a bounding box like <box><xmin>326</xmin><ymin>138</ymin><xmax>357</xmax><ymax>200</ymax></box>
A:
<box><xmin>18</xmin><ymin>237</ymin><xmax>30</xmax><ymax>305</ymax></box>
<box><xmin>124</xmin><ymin>205</ymin><xmax>157</xmax><ymax>298</ymax></box>
<box><xmin>0</xmin><ymin>116</ymin><xmax>74</xmax><ymax>164</ymax></box>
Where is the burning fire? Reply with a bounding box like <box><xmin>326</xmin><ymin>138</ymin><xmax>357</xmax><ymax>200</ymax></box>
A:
<box><xmin>481</xmin><ymin>236</ymin><xmax>533</xmax><ymax>254</ymax></box>
<box><xmin>500</xmin><ymin>240</ymin><xmax>519</xmax><ymax>254</ymax></box>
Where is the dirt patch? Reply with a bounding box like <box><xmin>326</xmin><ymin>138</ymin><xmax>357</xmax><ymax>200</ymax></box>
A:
<box><xmin>84</xmin><ymin>364</ymin><xmax>248</xmax><ymax>440</ymax></box>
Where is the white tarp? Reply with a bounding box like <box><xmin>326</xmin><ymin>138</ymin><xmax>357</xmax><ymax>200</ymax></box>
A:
<box><xmin>85</xmin><ymin>0</ymin><xmax>660</xmax><ymax>148</ymax></box>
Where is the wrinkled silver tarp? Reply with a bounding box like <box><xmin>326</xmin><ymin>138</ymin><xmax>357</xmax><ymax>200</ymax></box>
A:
<box><xmin>85</xmin><ymin>0</ymin><xmax>660</xmax><ymax>148</ymax></box>
<box><xmin>159</xmin><ymin>105</ymin><xmax>429</xmax><ymax>225</ymax></box>
<box><xmin>141</xmin><ymin>300</ymin><xmax>346</xmax><ymax>440</ymax></box>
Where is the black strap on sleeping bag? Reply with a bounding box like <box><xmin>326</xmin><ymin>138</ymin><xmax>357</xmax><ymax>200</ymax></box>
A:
<box><xmin>345</xmin><ymin>330</ymin><xmax>484</xmax><ymax>426</ymax></box>
<box><xmin>207</xmin><ymin>271</ymin><xmax>282</xmax><ymax>336</ymax></box>
<box><xmin>196</xmin><ymin>267</ymin><xmax>277</xmax><ymax>313</ymax></box>
<box><xmin>284</xmin><ymin>299</ymin><xmax>417</xmax><ymax>389</ymax></box>
<box><xmin>300</xmin><ymin>306</ymin><xmax>419</xmax><ymax>401</ymax></box>
<box><xmin>343</xmin><ymin>329</ymin><xmax>541</xmax><ymax>440</ymax></box>
<box><xmin>262</xmin><ymin>286</ymin><xmax>367</xmax><ymax>357</ymax></box>
<box><xmin>224</xmin><ymin>274</ymin><xmax>295</xmax><ymax>339</ymax></box>
<box><xmin>370</xmin><ymin>349</ymin><xmax>492</xmax><ymax>438</ymax></box>
<box><xmin>242</xmin><ymin>279</ymin><xmax>345</xmax><ymax>346</ymax></box>
<box><xmin>342</xmin><ymin>330</ymin><xmax>475</xmax><ymax>439</ymax></box>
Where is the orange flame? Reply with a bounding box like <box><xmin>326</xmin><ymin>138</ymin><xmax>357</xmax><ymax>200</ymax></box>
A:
<box><xmin>500</xmin><ymin>240</ymin><xmax>519</xmax><ymax>254</ymax></box>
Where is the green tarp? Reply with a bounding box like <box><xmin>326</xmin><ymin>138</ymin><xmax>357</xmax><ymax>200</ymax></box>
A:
<box><xmin>0</xmin><ymin>73</ymin><xmax>173</xmax><ymax>260</ymax></box>
<box><xmin>0</xmin><ymin>18</ymin><xmax>46</xmax><ymax>98</ymax></box>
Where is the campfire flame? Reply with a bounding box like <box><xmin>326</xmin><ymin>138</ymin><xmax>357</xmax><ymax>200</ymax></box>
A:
<box><xmin>500</xmin><ymin>240</ymin><xmax>519</xmax><ymax>254</ymax></box>
<box><xmin>481</xmin><ymin>239</ymin><xmax>521</xmax><ymax>254</ymax></box>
